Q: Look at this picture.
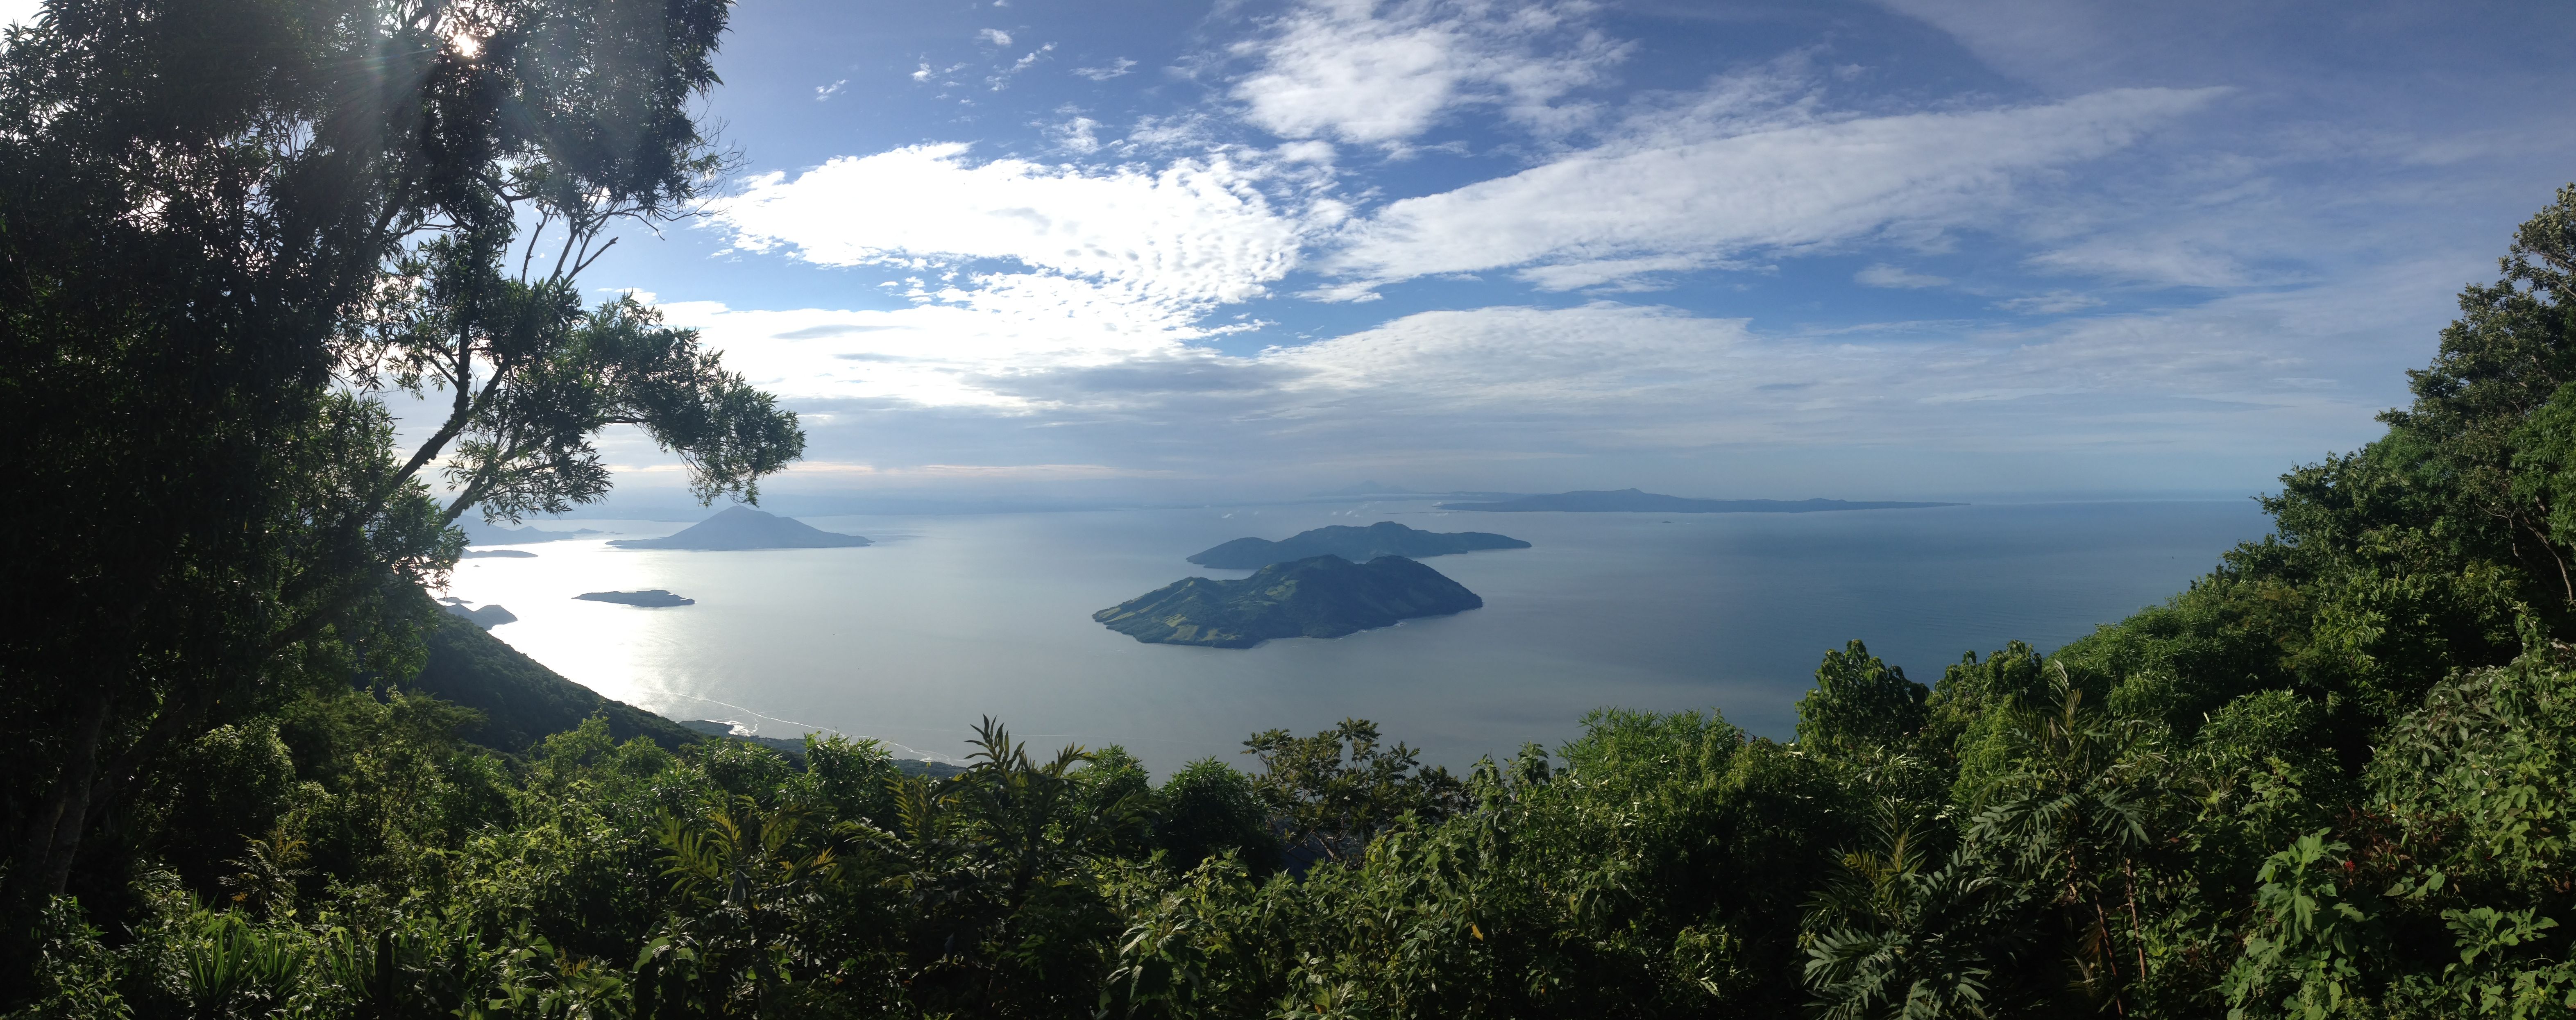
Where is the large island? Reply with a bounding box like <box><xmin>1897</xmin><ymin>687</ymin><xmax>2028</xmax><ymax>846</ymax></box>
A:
<box><xmin>1437</xmin><ymin>488</ymin><xmax>1961</xmax><ymax>513</ymax></box>
<box><xmin>609</xmin><ymin>505</ymin><xmax>871</xmax><ymax>550</ymax></box>
<box><xmin>1188</xmin><ymin>520</ymin><xmax>1530</xmax><ymax>568</ymax></box>
<box><xmin>1095</xmin><ymin>555</ymin><xmax>1482</xmax><ymax>648</ymax></box>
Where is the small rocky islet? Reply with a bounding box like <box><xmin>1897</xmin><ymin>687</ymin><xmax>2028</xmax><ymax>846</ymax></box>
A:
<box><xmin>1095</xmin><ymin>554</ymin><xmax>1483</xmax><ymax>648</ymax></box>
<box><xmin>576</xmin><ymin>589</ymin><xmax>695</xmax><ymax>607</ymax></box>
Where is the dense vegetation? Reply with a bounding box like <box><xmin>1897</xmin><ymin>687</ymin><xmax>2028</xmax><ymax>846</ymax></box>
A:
<box><xmin>8</xmin><ymin>0</ymin><xmax>2576</xmax><ymax>1016</ymax></box>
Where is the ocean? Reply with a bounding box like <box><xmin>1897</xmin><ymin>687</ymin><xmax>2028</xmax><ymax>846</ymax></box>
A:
<box><xmin>443</xmin><ymin>499</ymin><xmax>2271</xmax><ymax>773</ymax></box>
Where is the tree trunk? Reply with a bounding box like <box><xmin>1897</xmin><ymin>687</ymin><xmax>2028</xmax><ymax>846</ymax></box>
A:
<box><xmin>12</xmin><ymin>687</ymin><xmax>112</xmax><ymax>899</ymax></box>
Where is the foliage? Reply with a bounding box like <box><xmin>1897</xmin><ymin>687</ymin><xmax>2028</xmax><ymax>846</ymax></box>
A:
<box><xmin>0</xmin><ymin>0</ymin><xmax>805</xmax><ymax>952</ymax></box>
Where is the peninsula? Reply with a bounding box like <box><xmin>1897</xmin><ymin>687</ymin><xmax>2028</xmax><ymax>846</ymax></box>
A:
<box><xmin>1188</xmin><ymin>520</ymin><xmax>1530</xmax><ymax>569</ymax></box>
<box><xmin>576</xmin><ymin>589</ymin><xmax>695</xmax><ymax>607</ymax></box>
<box><xmin>608</xmin><ymin>505</ymin><xmax>871</xmax><ymax>551</ymax></box>
<box><xmin>1437</xmin><ymin>489</ymin><xmax>1962</xmax><ymax>513</ymax></box>
<box><xmin>1095</xmin><ymin>555</ymin><xmax>1482</xmax><ymax>648</ymax></box>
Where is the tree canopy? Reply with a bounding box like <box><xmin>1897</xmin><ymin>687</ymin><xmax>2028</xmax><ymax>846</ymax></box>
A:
<box><xmin>0</xmin><ymin>0</ymin><xmax>801</xmax><ymax>949</ymax></box>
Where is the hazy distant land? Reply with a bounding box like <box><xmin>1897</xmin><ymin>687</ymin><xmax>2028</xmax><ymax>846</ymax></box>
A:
<box><xmin>461</xmin><ymin>549</ymin><xmax>537</xmax><ymax>559</ymax></box>
<box><xmin>464</xmin><ymin>521</ymin><xmax>601</xmax><ymax>545</ymax></box>
<box><xmin>1188</xmin><ymin>521</ymin><xmax>1530</xmax><ymax>569</ymax></box>
<box><xmin>1437</xmin><ymin>489</ymin><xmax>1964</xmax><ymax>513</ymax></box>
<box><xmin>609</xmin><ymin>505</ymin><xmax>872</xmax><ymax>551</ymax></box>
<box><xmin>1096</xmin><ymin>554</ymin><xmax>1483</xmax><ymax>648</ymax></box>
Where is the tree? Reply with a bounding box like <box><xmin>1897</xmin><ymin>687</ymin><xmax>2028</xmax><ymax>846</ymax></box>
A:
<box><xmin>1796</xmin><ymin>640</ymin><xmax>1930</xmax><ymax>756</ymax></box>
<box><xmin>1242</xmin><ymin>719</ymin><xmax>1464</xmax><ymax>867</ymax></box>
<box><xmin>0</xmin><ymin>0</ymin><xmax>798</xmax><ymax>937</ymax></box>
<box><xmin>1152</xmin><ymin>759</ymin><xmax>1279</xmax><ymax>873</ymax></box>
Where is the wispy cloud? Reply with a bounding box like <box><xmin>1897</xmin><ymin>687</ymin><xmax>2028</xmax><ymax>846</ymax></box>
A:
<box><xmin>1073</xmin><ymin>57</ymin><xmax>1137</xmax><ymax>81</ymax></box>
<box><xmin>1228</xmin><ymin>0</ymin><xmax>1628</xmax><ymax>146</ymax></box>
<box><xmin>1855</xmin><ymin>264</ymin><xmax>1950</xmax><ymax>289</ymax></box>
<box><xmin>1313</xmin><ymin>87</ymin><xmax>2225</xmax><ymax>298</ymax></box>
<box><xmin>990</xmin><ymin>43</ymin><xmax>1056</xmax><ymax>91</ymax></box>
<box><xmin>1997</xmin><ymin>290</ymin><xmax>2104</xmax><ymax>314</ymax></box>
<box><xmin>813</xmin><ymin>79</ymin><xmax>846</xmax><ymax>101</ymax></box>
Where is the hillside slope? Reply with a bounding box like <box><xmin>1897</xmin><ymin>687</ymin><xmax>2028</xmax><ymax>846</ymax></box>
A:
<box><xmin>404</xmin><ymin>590</ymin><xmax>706</xmax><ymax>752</ymax></box>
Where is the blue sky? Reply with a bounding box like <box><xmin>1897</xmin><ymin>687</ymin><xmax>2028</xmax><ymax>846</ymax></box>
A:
<box><xmin>536</xmin><ymin>1</ymin><xmax>2576</xmax><ymax>507</ymax></box>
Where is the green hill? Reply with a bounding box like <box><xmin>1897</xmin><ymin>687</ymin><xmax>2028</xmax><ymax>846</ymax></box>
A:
<box><xmin>403</xmin><ymin>589</ymin><xmax>707</xmax><ymax>752</ymax></box>
<box><xmin>1187</xmin><ymin>520</ymin><xmax>1529</xmax><ymax>568</ymax></box>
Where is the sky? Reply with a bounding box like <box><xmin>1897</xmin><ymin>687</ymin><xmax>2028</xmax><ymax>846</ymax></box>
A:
<box><xmin>87</xmin><ymin>0</ymin><xmax>2576</xmax><ymax>511</ymax></box>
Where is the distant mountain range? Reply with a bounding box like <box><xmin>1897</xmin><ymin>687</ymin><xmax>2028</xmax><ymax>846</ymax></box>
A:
<box><xmin>1095</xmin><ymin>554</ymin><xmax>1483</xmax><ymax>648</ymax></box>
<box><xmin>608</xmin><ymin>505</ymin><xmax>871</xmax><ymax>550</ymax></box>
<box><xmin>1437</xmin><ymin>489</ymin><xmax>1964</xmax><ymax>513</ymax></box>
<box><xmin>1188</xmin><ymin>521</ymin><xmax>1530</xmax><ymax>569</ymax></box>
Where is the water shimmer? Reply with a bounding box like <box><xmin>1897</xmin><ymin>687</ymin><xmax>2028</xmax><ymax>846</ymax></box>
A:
<box><xmin>445</xmin><ymin>500</ymin><xmax>2268</xmax><ymax>772</ymax></box>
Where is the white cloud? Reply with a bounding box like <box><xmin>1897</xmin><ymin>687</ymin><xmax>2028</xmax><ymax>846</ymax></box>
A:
<box><xmin>651</xmin><ymin>299</ymin><xmax>1202</xmax><ymax>408</ymax></box>
<box><xmin>715</xmin><ymin>144</ymin><xmax>1312</xmax><ymax>311</ymax></box>
<box><xmin>1074</xmin><ymin>57</ymin><xmax>1137</xmax><ymax>81</ymax></box>
<box><xmin>1996</xmin><ymin>290</ymin><xmax>2105</xmax><ymax>314</ymax></box>
<box><xmin>1229</xmin><ymin>0</ymin><xmax>1628</xmax><ymax>145</ymax></box>
<box><xmin>1510</xmin><ymin>254</ymin><xmax>1732</xmax><ymax>292</ymax></box>
<box><xmin>977</xmin><ymin>28</ymin><xmax>1012</xmax><ymax>46</ymax></box>
<box><xmin>1274</xmin><ymin>140</ymin><xmax>1338</xmax><ymax>164</ymax></box>
<box><xmin>2024</xmin><ymin>234</ymin><xmax>2250</xmax><ymax>288</ymax></box>
<box><xmin>1234</xmin><ymin>279</ymin><xmax>2414</xmax><ymax>454</ymax></box>
<box><xmin>652</xmin><ymin>254</ymin><xmax>2439</xmax><ymax>494</ymax></box>
<box><xmin>814</xmin><ymin>79</ymin><xmax>846</xmax><ymax>101</ymax></box>
<box><xmin>701</xmin><ymin>145</ymin><xmax>1337</xmax><ymax>406</ymax></box>
<box><xmin>1855</xmin><ymin>264</ymin><xmax>1950</xmax><ymax>289</ymax></box>
<box><xmin>1317</xmin><ymin>87</ymin><xmax>2225</xmax><ymax>297</ymax></box>
<box><xmin>991</xmin><ymin>43</ymin><xmax>1055</xmax><ymax>91</ymax></box>
<box><xmin>1047</xmin><ymin>116</ymin><xmax>1104</xmax><ymax>154</ymax></box>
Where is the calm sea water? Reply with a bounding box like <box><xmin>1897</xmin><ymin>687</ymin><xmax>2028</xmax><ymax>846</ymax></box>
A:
<box><xmin>443</xmin><ymin>500</ymin><xmax>2269</xmax><ymax>772</ymax></box>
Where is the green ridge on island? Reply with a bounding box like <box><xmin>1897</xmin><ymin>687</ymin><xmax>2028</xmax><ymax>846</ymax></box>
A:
<box><xmin>1095</xmin><ymin>554</ymin><xmax>1483</xmax><ymax>648</ymax></box>
<box><xmin>1189</xmin><ymin>520</ymin><xmax>1531</xmax><ymax>569</ymax></box>
<box><xmin>1436</xmin><ymin>488</ymin><xmax>1962</xmax><ymax>513</ymax></box>
<box><xmin>608</xmin><ymin>505</ymin><xmax>871</xmax><ymax>550</ymax></box>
